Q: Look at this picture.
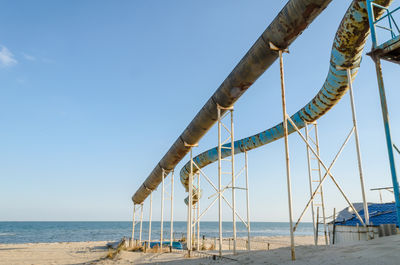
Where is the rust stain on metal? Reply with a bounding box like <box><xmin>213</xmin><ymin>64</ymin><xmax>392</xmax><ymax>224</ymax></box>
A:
<box><xmin>178</xmin><ymin>0</ymin><xmax>393</xmax><ymax>199</ymax></box>
<box><xmin>132</xmin><ymin>0</ymin><xmax>334</xmax><ymax>205</ymax></box>
<box><xmin>283</xmin><ymin>3</ymin><xmax>323</xmax><ymax>43</ymax></box>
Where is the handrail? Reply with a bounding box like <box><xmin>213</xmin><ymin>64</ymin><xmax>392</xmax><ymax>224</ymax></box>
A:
<box><xmin>370</xmin><ymin>0</ymin><xmax>399</xmax><ymax>42</ymax></box>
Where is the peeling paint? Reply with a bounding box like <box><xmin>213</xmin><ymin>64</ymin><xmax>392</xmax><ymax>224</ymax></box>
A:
<box><xmin>179</xmin><ymin>0</ymin><xmax>392</xmax><ymax>204</ymax></box>
<box><xmin>132</xmin><ymin>0</ymin><xmax>335</xmax><ymax>204</ymax></box>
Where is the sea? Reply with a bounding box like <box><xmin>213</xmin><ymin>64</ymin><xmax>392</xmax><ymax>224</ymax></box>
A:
<box><xmin>0</xmin><ymin>221</ymin><xmax>314</xmax><ymax>244</ymax></box>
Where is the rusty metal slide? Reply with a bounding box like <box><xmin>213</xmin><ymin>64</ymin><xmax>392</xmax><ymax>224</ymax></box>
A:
<box><xmin>132</xmin><ymin>0</ymin><xmax>392</xmax><ymax>205</ymax></box>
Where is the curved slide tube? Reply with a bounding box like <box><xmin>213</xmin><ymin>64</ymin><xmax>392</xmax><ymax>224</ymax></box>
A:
<box><xmin>180</xmin><ymin>0</ymin><xmax>392</xmax><ymax>204</ymax></box>
<box><xmin>132</xmin><ymin>0</ymin><xmax>334</xmax><ymax>204</ymax></box>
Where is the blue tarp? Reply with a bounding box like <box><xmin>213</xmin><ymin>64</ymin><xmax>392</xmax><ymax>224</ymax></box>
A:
<box><xmin>335</xmin><ymin>203</ymin><xmax>398</xmax><ymax>227</ymax></box>
<box><xmin>145</xmin><ymin>241</ymin><xmax>183</xmax><ymax>250</ymax></box>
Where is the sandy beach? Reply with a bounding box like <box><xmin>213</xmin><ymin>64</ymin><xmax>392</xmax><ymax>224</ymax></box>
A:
<box><xmin>1</xmin><ymin>235</ymin><xmax>399</xmax><ymax>265</ymax></box>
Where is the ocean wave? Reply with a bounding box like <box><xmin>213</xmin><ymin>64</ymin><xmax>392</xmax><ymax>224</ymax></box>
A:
<box><xmin>0</xmin><ymin>233</ymin><xmax>15</xmax><ymax>236</ymax></box>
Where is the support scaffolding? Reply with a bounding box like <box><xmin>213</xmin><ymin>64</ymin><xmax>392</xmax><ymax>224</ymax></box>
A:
<box><xmin>184</xmin><ymin>142</ymin><xmax>198</xmax><ymax>255</ymax></box>
<box><xmin>304</xmin><ymin>66</ymin><xmax>371</xmax><ymax>245</ymax></box>
<box><xmin>141</xmin><ymin>170</ymin><xmax>174</xmax><ymax>252</ymax></box>
<box><xmin>293</xmin><ymin>68</ymin><xmax>371</xmax><ymax>237</ymax></box>
<box><xmin>183</xmin><ymin>106</ymin><xmax>251</xmax><ymax>257</ymax></box>
<box><xmin>217</xmin><ymin>105</ymin><xmax>237</xmax><ymax>255</ymax></box>
<box><xmin>187</xmin><ymin>152</ymin><xmax>251</xmax><ymax>255</ymax></box>
<box><xmin>187</xmin><ymin>172</ymin><xmax>201</xmax><ymax>251</ymax></box>
<box><xmin>160</xmin><ymin>168</ymin><xmax>175</xmax><ymax>251</ymax></box>
<box><xmin>305</xmin><ymin>121</ymin><xmax>328</xmax><ymax>245</ymax></box>
<box><xmin>270</xmin><ymin>41</ymin><xmax>371</xmax><ymax>258</ymax></box>
<box><xmin>131</xmin><ymin>203</ymin><xmax>144</xmax><ymax>247</ymax></box>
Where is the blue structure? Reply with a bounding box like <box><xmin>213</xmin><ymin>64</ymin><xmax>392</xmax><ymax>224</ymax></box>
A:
<box><xmin>145</xmin><ymin>241</ymin><xmax>183</xmax><ymax>250</ymax></box>
<box><xmin>366</xmin><ymin>0</ymin><xmax>400</xmax><ymax>227</ymax></box>
<box><xmin>335</xmin><ymin>203</ymin><xmax>398</xmax><ymax>227</ymax></box>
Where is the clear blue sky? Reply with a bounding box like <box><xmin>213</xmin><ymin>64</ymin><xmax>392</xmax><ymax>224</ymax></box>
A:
<box><xmin>1</xmin><ymin>1</ymin><xmax>399</xmax><ymax>222</ymax></box>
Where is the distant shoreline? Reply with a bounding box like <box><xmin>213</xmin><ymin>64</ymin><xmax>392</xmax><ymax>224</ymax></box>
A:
<box><xmin>0</xmin><ymin>221</ymin><xmax>314</xmax><ymax>244</ymax></box>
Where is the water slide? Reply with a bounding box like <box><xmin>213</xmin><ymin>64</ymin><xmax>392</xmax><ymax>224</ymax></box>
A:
<box><xmin>132</xmin><ymin>0</ymin><xmax>392</xmax><ymax>206</ymax></box>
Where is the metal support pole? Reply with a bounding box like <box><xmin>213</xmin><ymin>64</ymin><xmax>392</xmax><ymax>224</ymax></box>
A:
<box><xmin>332</xmin><ymin>208</ymin><xmax>336</xmax><ymax>245</ymax></box>
<box><xmin>132</xmin><ymin>204</ymin><xmax>136</xmax><ymax>246</ymax></box>
<box><xmin>245</xmin><ymin>151</ymin><xmax>251</xmax><ymax>251</ymax></box>
<box><xmin>217</xmin><ymin>107</ymin><xmax>223</xmax><ymax>256</ymax></box>
<box><xmin>372</xmin><ymin>57</ymin><xmax>400</xmax><ymax>226</ymax></box>
<box><xmin>366</xmin><ymin>0</ymin><xmax>378</xmax><ymax>49</ymax></box>
<box><xmin>191</xmin><ymin>203</ymin><xmax>195</xmax><ymax>249</ymax></box>
<box><xmin>193</xmin><ymin>204</ymin><xmax>196</xmax><ymax>248</ymax></box>
<box><xmin>192</xmin><ymin>199</ymin><xmax>198</xmax><ymax>250</ymax></box>
<box><xmin>316</xmin><ymin>207</ymin><xmax>319</xmax><ymax>245</ymax></box>
<box><xmin>191</xmin><ymin>176</ymin><xmax>196</xmax><ymax>250</ymax></box>
<box><xmin>305</xmin><ymin>124</ymin><xmax>317</xmax><ymax>245</ymax></box>
<box><xmin>272</xmin><ymin>42</ymin><xmax>295</xmax><ymax>261</ymax></box>
<box><xmin>314</xmin><ymin>124</ymin><xmax>328</xmax><ymax>245</ymax></box>
<box><xmin>148</xmin><ymin>193</ymin><xmax>153</xmax><ymax>244</ymax></box>
<box><xmin>197</xmin><ymin>173</ymin><xmax>200</xmax><ymax>250</ymax></box>
<box><xmin>230</xmin><ymin>110</ymin><xmax>237</xmax><ymax>255</ymax></box>
<box><xmin>170</xmin><ymin>170</ymin><xmax>174</xmax><ymax>247</ymax></box>
<box><xmin>188</xmin><ymin>149</ymin><xmax>193</xmax><ymax>253</ymax></box>
<box><xmin>161</xmin><ymin>169</ymin><xmax>165</xmax><ymax>251</ymax></box>
<box><xmin>394</xmin><ymin>144</ymin><xmax>400</xmax><ymax>155</ymax></box>
<box><xmin>139</xmin><ymin>204</ymin><xmax>144</xmax><ymax>244</ymax></box>
<box><xmin>183</xmin><ymin>142</ymin><xmax>198</xmax><ymax>255</ymax></box>
<box><xmin>346</xmin><ymin>68</ymin><xmax>370</xmax><ymax>226</ymax></box>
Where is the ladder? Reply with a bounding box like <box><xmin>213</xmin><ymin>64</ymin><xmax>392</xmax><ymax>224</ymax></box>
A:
<box><xmin>305</xmin><ymin>121</ymin><xmax>328</xmax><ymax>245</ymax></box>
